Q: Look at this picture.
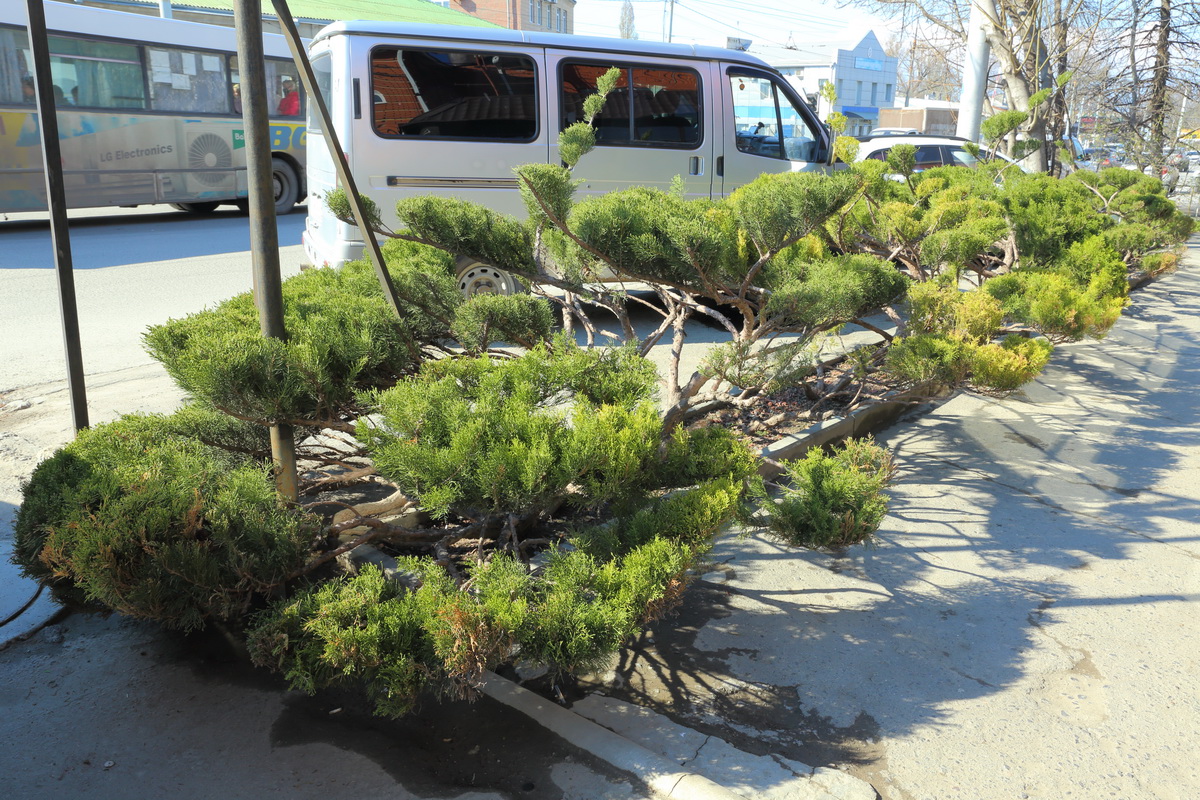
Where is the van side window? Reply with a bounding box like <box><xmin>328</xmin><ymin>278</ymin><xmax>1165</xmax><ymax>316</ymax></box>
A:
<box><xmin>560</xmin><ymin>62</ymin><xmax>701</xmax><ymax>148</ymax></box>
<box><xmin>729</xmin><ymin>71</ymin><xmax>819</xmax><ymax>162</ymax></box>
<box><xmin>371</xmin><ymin>47</ymin><xmax>537</xmax><ymax>140</ymax></box>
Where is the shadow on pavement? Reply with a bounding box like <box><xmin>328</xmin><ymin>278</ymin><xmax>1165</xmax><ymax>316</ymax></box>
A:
<box><xmin>579</xmin><ymin>268</ymin><xmax>1200</xmax><ymax>787</ymax></box>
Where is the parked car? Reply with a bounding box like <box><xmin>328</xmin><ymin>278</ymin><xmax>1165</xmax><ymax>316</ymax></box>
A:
<box><xmin>852</xmin><ymin>134</ymin><xmax>1026</xmax><ymax>172</ymax></box>
<box><xmin>1076</xmin><ymin>147</ymin><xmax>1123</xmax><ymax>170</ymax></box>
<box><xmin>868</xmin><ymin>127</ymin><xmax>919</xmax><ymax>136</ymax></box>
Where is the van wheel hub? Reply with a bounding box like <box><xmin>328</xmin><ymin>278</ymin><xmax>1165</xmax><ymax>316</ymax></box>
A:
<box><xmin>457</xmin><ymin>265</ymin><xmax>521</xmax><ymax>297</ymax></box>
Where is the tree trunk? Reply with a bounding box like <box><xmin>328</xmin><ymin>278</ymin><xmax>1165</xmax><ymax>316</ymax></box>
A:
<box><xmin>1147</xmin><ymin>0</ymin><xmax>1172</xmax><ymax>163</ymax></box>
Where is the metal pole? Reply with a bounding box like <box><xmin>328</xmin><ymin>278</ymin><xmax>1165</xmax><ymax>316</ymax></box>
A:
<box><xmin>25</xmin><ymin>0</ymin><xmax>88</xmax><ymax>432</ymax></box>
<box><xmin>269</xmin><ymin>0</ymin><xmax>405</xmax><ymax>319</ymax></box>
<box><xmin>956</xmin><ymin>0</ymin><xmax>993</xmax><ymax>142</ymax></box>
<box><xmin>233</xmin><ymin>0</ymin><xmax>297</xmax><ymax>501</ymax></box>
<box><xmin>158</xmin><ymin>0</ymin><xmax>173</xmax><ymax>19</ymax></box>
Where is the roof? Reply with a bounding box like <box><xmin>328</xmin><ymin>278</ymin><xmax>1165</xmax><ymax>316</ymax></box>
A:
<box><xmin>315</xmin><ymin>20</ymin><xmax>777</xmax><ymax>68</ymax></box>
<box><xmin>120</xmin><ymin>0</ymin><xmax>498</xmax><ymax>28</ymax></box>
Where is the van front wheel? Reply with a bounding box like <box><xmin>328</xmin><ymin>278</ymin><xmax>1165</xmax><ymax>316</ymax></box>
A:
<box><xmin>456</xmin><ymin>262</ymin><xmax>523</xmax><ymax>297</ymax></box>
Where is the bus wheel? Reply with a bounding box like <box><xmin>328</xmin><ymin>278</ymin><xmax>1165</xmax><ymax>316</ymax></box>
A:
<box><xmin>456</xmin><ymin>261</ymin><xmax>523</xmax><ymax>297</ymax></box>
<box><xmin>272</xmin><ymin>159</ymin><xmax>299</xmax><ymax>215</ymax></box>
<box><xmin>170</xmin><ymin>202</ymin><xmax>220</xmax><ymax>213</ymax></box>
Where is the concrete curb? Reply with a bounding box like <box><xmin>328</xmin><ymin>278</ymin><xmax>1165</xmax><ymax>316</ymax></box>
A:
<box><xmin>480</xmin><ymin>672</ymin><xmax>751</xmax><ymax>800</ymax></box>
<box><xmin>757</xmin><ymin>384</ymin><xmax>944</xmax><ymax>479</ymax></box>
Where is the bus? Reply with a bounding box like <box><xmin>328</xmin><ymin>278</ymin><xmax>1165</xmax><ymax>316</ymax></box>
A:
<box><xmin>301</xmin><ymin>21</ymin><xmax>831</xmax><ymax>293</ymax></box>
<box><xmin>0</xmin><ymin>2</ymin><xmax>306</xmax><ymax>215</ymax></box>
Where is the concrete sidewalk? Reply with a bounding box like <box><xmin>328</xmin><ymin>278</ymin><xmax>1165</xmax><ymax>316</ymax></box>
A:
<box><xmin>4</xmin><ymin>245</ymin><xmax>1199</xmax><ymax>798</ymax></box>
<box><xmin>589</xmin><ymin>244</ymin><xmax>1200</xmax><ymax>799</ymax></box>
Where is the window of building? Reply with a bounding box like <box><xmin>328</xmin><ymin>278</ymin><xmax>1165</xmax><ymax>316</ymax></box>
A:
<box><xmin>855</xmin><ymin>80</ymin><xmax>862</xmax><ymax>103</ymax></box>
<box><xmin>529</xmin><ymin>0</ymin><xmax>535</xmax><ymax>25</ymax></box>
<box><xmin>371</xmin><ymin>47</ymin><xmax>538</xmax><ymax>140</ymax></box>
<box><xmin>870</xmin><ymin>82</ymin><xmax>877</xmax><ymax>105</ymax></box>
<box><xmin>885</xmin><ymin>83</ymin><xmax>893</xmax><ymax>102</ymax></box>
<box><xmin>561</xmin><ymin>62</ymin><xmax>701</xmax><ymax>148</ymax></box>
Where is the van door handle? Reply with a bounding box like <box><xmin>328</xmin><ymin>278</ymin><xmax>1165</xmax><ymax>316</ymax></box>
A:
<box><xmin>689</xmin><ymin>156</ymin><xmax>704</xmax><ymax>176</ymax></box>
<box><xmin>716</xmin><ymin>156</ymin><xmax>724</xmax><ymax>177</ymax></box>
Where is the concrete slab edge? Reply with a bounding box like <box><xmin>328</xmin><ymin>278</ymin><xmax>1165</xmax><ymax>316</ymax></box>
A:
<box><xmin>479</xmin><ymin>672</ymin><xmax>750</xmax><ymax>800</ymax></box>
<box><xmin>757</xmin><ymin>384</ymin><xmax>940</xmax><ymax>480</ymax></box>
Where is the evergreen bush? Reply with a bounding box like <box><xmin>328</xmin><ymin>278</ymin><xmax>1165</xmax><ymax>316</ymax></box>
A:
<box><xmin>15</xmin><ymin>67</ymin><xmax>1193</xmax><ymax>719</ymax></box>
<box><xmin>14</xmin><ymin>414</ymin><xmax>313</xmax><ymax>630</ymax></box>
<box><xmin>765</xmin><ymin>438</ymin><xmax>895</xmax><ymax>550</ymax></box>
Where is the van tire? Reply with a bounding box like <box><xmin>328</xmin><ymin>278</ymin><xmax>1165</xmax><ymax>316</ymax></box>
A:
<box><xmin>272</xmin><ymin>159</ymin><xmax>300</xmax><ymax>215</ymax></box>
<box><xmin>169</xmin><ymin>202</ymin><xmax>220</xmax><ymax>213</ymax></box>
<box><xmin>456</xmin><ymin>261</ymin><xmax>524</xmax><ymax>297</ymax></box>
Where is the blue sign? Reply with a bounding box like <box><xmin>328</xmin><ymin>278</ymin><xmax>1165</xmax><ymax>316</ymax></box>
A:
<box><xmin>855</xmin><ymin>57</ymin><xmax>884</xmax><ymax>71</ymax></box>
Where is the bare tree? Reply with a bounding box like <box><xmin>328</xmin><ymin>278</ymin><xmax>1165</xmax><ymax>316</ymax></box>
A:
<box><xmin>619</xmin><ymin>0</ymin><xmax>638</xmax><ymax>39</ymax></box>
<box><xmin>849</xmin><ymin>0</ymin><xmax>1107</xmax><ymax>172</ymax></box>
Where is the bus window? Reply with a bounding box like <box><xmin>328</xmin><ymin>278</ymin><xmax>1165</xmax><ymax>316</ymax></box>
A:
<box><xmin>50</xmin><ymin>35</ymin><xmax>145</xmax><ymax>109</ymax></box>
<box><xmin>560</xmin><ymin>63</ymin><xmax>701</xmax><ymax>148</ymax></box>
<box><xmin>0</xmin><ymin>27</ymin><xmax>31</xmax><ymax>103</ymax></box>
<box><xmin>229</xmin><ymin>56</ymin><xmax>303</xmax><ymax>118</ymax></box>
<box><xmin>370</xmin><ymin>47</ymin><xmax>537</xmax><ymax>140</ymax></box>
<box><xmin>147</xmin><ymin>46</ymin><xmax>230</xmax><ymax>113</ymax></box>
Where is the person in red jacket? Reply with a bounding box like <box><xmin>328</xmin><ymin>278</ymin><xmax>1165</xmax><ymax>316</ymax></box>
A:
<box><xmin>277</xmin><ymin>79</ymin><xmax>299</xmax><ymax>116</ymax></box>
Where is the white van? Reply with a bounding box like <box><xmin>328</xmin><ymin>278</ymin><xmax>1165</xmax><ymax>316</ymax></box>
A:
<box><xmin>302</xmin><ymin>22</ymin><xmax>832</xmax><ymax>293</ymax></box>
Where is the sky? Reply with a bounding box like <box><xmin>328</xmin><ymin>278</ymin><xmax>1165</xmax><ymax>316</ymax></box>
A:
<box><xmin>571</xmin><ymin>0</ymin><xmax>904</xmax><ymax>54</ymax></box>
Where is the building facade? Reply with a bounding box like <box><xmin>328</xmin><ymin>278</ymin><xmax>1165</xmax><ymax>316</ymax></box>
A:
<box><xmin>754</xmin><ymin>31</ymin><xmax>898</xmax><ymax>136</ymax></box>
<box><xmin>449</xmin><ymin>0</ymin><xmax>576</xmax><ymax>33</ymax></box>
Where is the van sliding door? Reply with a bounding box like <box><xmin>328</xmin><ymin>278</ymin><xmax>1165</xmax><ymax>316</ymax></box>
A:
<box><xmin>546</xmin><ymin>52</ymin><xmax>715</xmax><ymax>202</ymax></box>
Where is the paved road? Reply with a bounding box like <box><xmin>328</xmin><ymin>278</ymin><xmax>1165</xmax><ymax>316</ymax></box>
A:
<box><xmin>595</xmin><ymin>241</ymin><xmax>1200</xmax><ymax>799</ymax></box>
<box><xmin>0</xmin><ymin>206</ymin><xmax>309</xmax><ymax>389</ymax></box>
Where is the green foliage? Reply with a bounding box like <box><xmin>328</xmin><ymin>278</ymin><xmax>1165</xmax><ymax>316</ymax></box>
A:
<box><xmin>885</xmin><ymin>143</ymin><xmax>918</xmax><ymax>177</ymax></box>
<box><xmin>359</xmin><ymin>343</ymin><xmax>664</xmax><ymax>518</ymax></box>
<box><xmin>763</xmin><ymin>253</ymin><xmax>908</xmax><ymax>329</ymax></box>
<box><xmin>324</xmin><ymin>188</ymin><xmax>382</xmax><ymax>232</ymax></box>
<box><xmin>450</xmin><ymin>293</ymin><xmax>555</xmax><ymax>352</ymax></box>
<box><xmin>981</xmin><ymin>110</ymin><xmax>1027</xmax><ymax>143</ymax></box>
<box><xmin>728</xmin><ymin>171</ymin><xmax>862</xmax><ymax>258</ymax></box>
<box><xmin>985</xmin><ymin>270</ymin><xmax>1125</xmax><ymax>341</ymax></box>
<box><xmin>906</xmin><ymin>282</ymin><xmax>1003</xmax><ymax>344</ymax></box>
<box><xmin>248</xmin><ymin>481</ymin><xmax>736</xmax><ymax>713</ymax></box>
<box><xmin>1057</xmin><ymin>236</ymin><xmax>1128</xmax><ymax>299</ymax></box>
<box><xmin>246</xmin><ymin>561</ymin><xmax>451</xmax><ymax>717</ymax></box>
<box><xmin>967</xmin><ymin>335</ymin><xmax>1054</xmax><ymax>394</ymax></box>
<box><xmin>1001</xmin><ymin>173</ymin><xmax>1112</xmax><ymax>265</ymax></box>
<box><xmin>766</xmin><ymin>437</ymin><xmax>895</xmax><ymax>550</ymax></box>
<box><xmin>15</xmin><ymin>413</ymin><xmax>312</xmax><ymax>630</ymax></box>
<box><xmin>885</xmin><ymin>333</ymin><xmax>972</xmax><ymax>387</ymax></box>
<box><xmin>145</xmin><ymin>260</ymin><xmax>446</xmax><ymax>424</ymax></box>
<box><xmin>833</xmin><ymin>133</ymin><xmax>859</xmax><ymax>164</ymax></box>
<box><xmin>558</xmin><ymin>122</ymin><xmax>597</xmax><ymax>169</ymax></box>
<box><xmin>517</xmin><ymin>163</ymin><xmax>578</xmax><ymax>225</ymax></box>
<box><xmin>396</xmin><ymin>195</ymin><xmax>536</xmax><ymax>278</ymax></box>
